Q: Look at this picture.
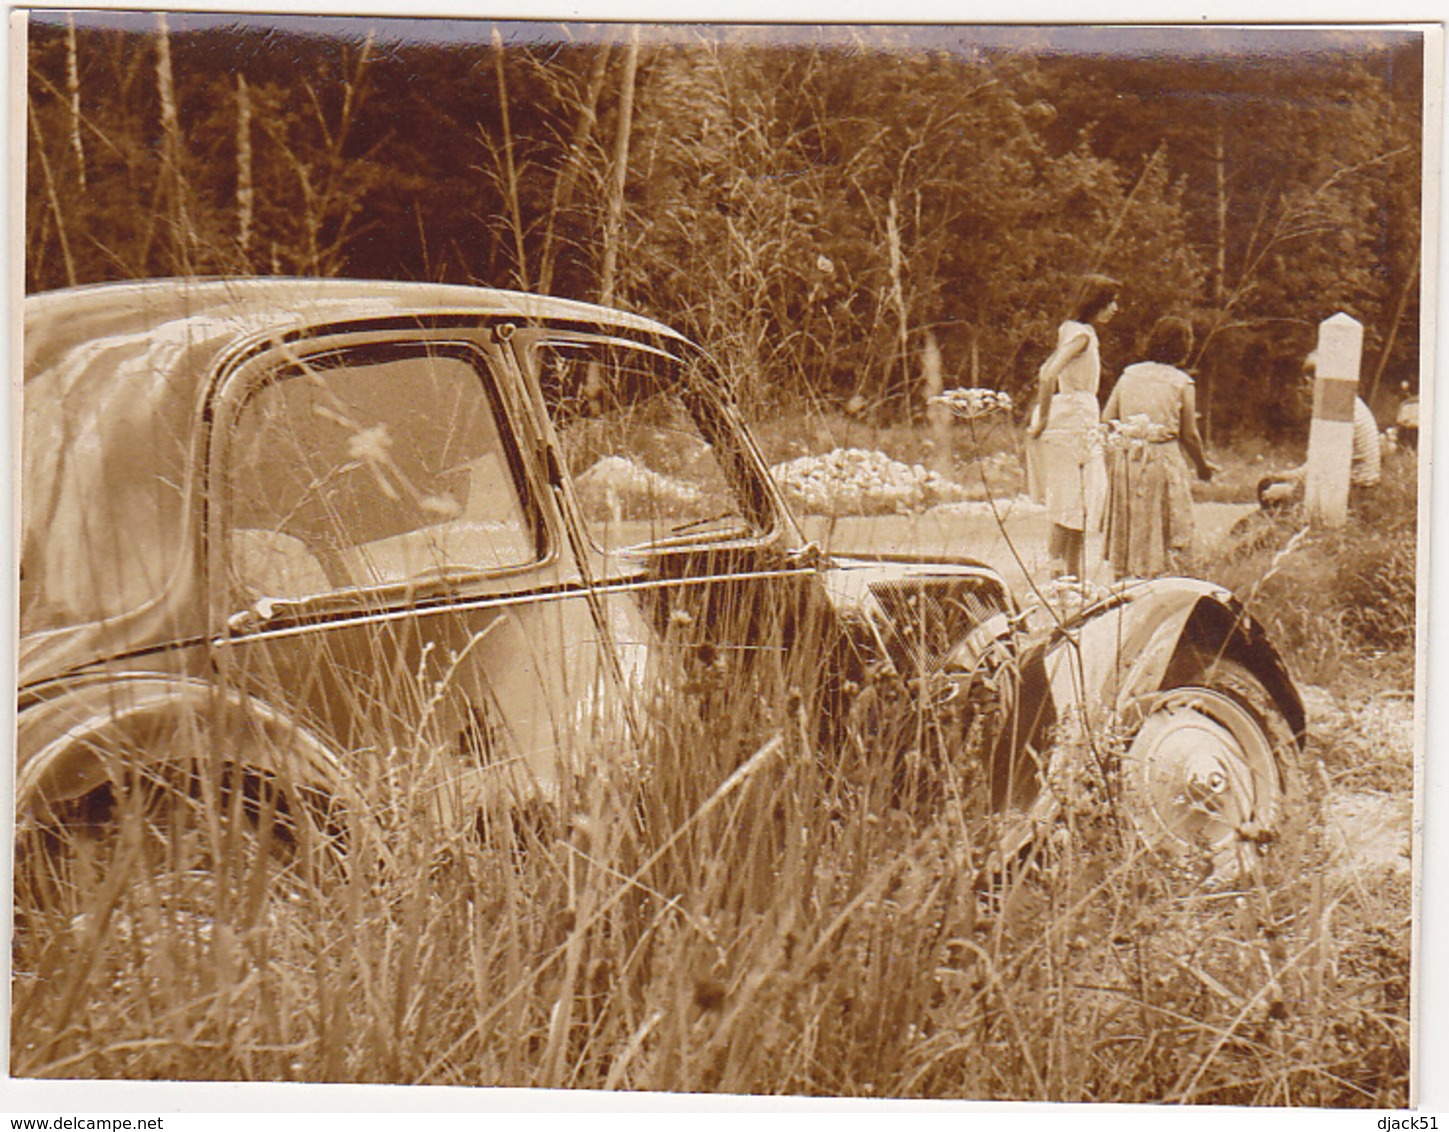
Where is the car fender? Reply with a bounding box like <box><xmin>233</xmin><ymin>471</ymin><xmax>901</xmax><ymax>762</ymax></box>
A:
<box><xmin>974</xmin><ymin>577</ymin><xmax>1304</xmax><ymax>849</ymax></box>
<box><xmin>16</xmin><ymin>673</ymin><xmax>356</xmax><ymax>822</ymax></box>
<box><xmin>1039</xmin><ymin>577</ymin><xmax>1305</xmax><ymax>739</ymax></box>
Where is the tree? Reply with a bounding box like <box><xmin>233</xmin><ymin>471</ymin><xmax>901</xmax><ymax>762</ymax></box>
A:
<box><xmin>25</xmin><ymin>16</ymin><xmax>1421</xmax><ymax>439</ymax></box>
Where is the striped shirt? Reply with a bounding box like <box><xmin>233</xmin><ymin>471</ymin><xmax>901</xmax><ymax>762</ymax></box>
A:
<box><xmin>1351</xmin><ymin>398</ymin><xmax>1382</xmax><ymax>487</ymax></box>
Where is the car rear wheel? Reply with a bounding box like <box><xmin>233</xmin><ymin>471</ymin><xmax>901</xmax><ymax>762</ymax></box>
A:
<box><xmin>14</xmin><ymin>758</ymin><xmax>341</xmax><ymax>986</ymax></box>
<box><xmin>1120</xmin><ymin>657</ymin><xmax>1304</xmax><ymax>883</ymax></box>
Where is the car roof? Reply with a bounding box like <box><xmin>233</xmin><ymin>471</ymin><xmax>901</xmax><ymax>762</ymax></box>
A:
<box><xmin>24</xmin><ymin>276</ymin><xmax>688</xmax><ymax>374</ymax></box>
<box><xmin>20</xmin><ymin>277</ymin><xmax>695</xmax><ymax>643</ymax></box>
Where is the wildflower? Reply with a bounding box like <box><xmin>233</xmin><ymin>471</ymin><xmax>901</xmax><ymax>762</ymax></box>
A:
<box><xmin>347</xmin><ymin>422</ymin><xmax>393</xmax><ymax>463</ymax></box>
<box><xmin>930</xmin><ymin>387</ymin><xmax>1014</xmax><ymax>420</ymax></box>
<box><xmin>420</xmin><ymin>493</ymin><xmax>461</xmax><ymax>518</ymax></box>
<box><xmin>1103</xmin><ymin>414</ymin><xmax>1172</xmax><ymax>451</ymax></box>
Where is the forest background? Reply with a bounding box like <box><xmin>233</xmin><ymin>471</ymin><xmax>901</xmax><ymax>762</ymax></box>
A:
<box><xmin>24</xmin><ymin>16</ymin><xmax>1425</xmax><ymax>442</ymax></box>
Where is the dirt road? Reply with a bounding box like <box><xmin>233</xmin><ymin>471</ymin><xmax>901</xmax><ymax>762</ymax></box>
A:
<box><xmin>801</xmin><ymin>499</ymin><xmax>1257</xmax><ymax>591</ymax></box>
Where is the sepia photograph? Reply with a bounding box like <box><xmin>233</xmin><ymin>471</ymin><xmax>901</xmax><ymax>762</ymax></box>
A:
<box><xmin>8</xmin><ymin>7</ymin><xmax>1438</xmax><ymax>1112</ymax></box>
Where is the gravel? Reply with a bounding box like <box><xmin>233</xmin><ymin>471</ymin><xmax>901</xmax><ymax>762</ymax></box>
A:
<box><xmin>769</xmin><ymin>447</ymin><xmax>971</xmax><ymax>516</ymax></box>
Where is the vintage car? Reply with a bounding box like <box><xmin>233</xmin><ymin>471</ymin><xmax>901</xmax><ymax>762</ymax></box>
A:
<box><xmin>15</xmin><ymin>278</ymin><xmax>1307</xmax><ymax>937</ymax></box>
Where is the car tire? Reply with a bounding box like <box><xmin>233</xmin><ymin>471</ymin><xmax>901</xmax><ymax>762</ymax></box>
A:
<box><xmin>14</xmin><ymin>757</ymin><xmax>342</xmax><ymax>977</ymax></box>
<box><xmin>1118</xmin><ymin>655</ymin><xmax>1307</xmax><ymax>883</ymax></box>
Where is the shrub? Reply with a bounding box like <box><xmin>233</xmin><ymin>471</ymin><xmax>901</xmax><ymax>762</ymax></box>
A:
<box><xmin>1199</xmin><ymin>446</ymin><xmax>1418</xmax><ymax>693</ymax></box>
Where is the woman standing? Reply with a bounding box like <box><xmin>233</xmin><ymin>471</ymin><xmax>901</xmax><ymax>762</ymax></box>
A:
<box><xmin>1101</xmin><ymin>316</ymin><xmax>1215</xmax><ymax>579</ymax></box>
<box><xmin>1028</xmin><ymin>273</ymin><xmax>1119</xmax><ymax>580</ymax></box>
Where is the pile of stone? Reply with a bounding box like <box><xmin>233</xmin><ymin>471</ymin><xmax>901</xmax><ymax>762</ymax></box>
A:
<box><xmin>575</xmin><ymin>455</ymin><xmax>701</xmax><ymax>518</ymax></box>
<box><xmin>769</xmin><ymin>447</ymin><xmax>968</xmax><ymax>516</ymax></box>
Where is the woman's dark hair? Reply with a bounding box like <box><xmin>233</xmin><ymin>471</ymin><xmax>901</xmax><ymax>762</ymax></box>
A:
<box><xmin>1071</xmin><ymin>274</ymin><xmax>1121</xmax><ymax>323</ymax></box>
<box><xmin>1143</xmin><ymin>315</ymin><xmax>1194</xmax><ymax>367</ymax></box>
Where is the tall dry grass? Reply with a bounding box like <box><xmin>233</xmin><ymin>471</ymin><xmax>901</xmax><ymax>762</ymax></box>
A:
<box><xmin>11</xmin><ymin>556</ymin><xmax>1410</xmax><ymax>1102</ymax></box>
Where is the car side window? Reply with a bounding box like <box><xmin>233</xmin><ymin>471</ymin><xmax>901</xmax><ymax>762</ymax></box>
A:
<box><xmin>226</xmin><ymin>346</ymin><xmax>535</xmax><ymax>604</ymax></box>
<box><xmin>534</xmin><ymin>342</ymin><xmax>764</xmax><ymax>553</ymax></box>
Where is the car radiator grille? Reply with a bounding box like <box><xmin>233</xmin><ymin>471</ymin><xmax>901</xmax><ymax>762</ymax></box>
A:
<box><xmin>868</xmin><ymin>576</ymin><xmax>1009</xmax><ymax>674</ymax></box>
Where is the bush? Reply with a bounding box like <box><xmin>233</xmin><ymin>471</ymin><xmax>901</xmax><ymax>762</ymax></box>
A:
<box><xmin>1199</xmin><ymin>446</ymin><xmax>1419</xmax><ymax>693</ymax></box>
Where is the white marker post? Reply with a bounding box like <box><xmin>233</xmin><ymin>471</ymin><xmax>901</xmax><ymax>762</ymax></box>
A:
<box><xmin>1304</xmin><ymin>312</ymin><xmax>1363</xmax><ymax>529</ymax></box>
<box><xmin>922</xmin><ymin>330</ymin><xmax>951</xmax><ymax>479</ymax></box>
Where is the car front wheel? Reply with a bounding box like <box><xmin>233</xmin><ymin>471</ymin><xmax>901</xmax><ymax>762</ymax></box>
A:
<box><xmin>1120</xmin><ymin>657</ymin><xmax>1305</xmax><ymax>883</ymax></box>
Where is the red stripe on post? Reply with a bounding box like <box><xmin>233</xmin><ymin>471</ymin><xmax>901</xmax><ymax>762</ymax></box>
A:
<box><xmin>1313</xmin><ymin>377</ymin><xmax>1357</xmax><ymax>422</ymax></box>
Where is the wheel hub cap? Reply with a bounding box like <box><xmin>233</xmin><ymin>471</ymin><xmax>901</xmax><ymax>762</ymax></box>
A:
<box><xmin>1123</xmin><ymin>687</ymin><xmax>1278</xmax><ymax>868</ymax></box>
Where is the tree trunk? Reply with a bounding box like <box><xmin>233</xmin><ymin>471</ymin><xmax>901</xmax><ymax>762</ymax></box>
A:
<box><xmin>1214</xmin><ymin>120</ymin><xmax>1227</xmax><ymax>309</ymax></box>
<box><xmin>492</xmin><ymin>28</ymin><xmax>529</xmax><ymax>291</ymax></box>
<box><xmin>886</xmin><ymin>193</ymin><xmax>910</xmax><ymax>413</ymax></box>
<box><xmin>1366</xmin><ymin>245</ymin><xmax>1420</xmax><ymax>408</ymax></box>
<box><xmin>154</xmin><ymin>13</ymin><xmax>192</xmax><ymax>274</ymax></box>
<box><xmin>65</xmin><ymin>14</ymin><xmax>85</xmax><ymax>191</ymax></box>
<box><xmin>924</xmin><ymin>330</ymin><xmax>949</xmax><ymax>477</ymax></box>
<box><xmin>236</xmin><ymin>74</ymin><xmax>253</xmax><ymax>260</ymax></box>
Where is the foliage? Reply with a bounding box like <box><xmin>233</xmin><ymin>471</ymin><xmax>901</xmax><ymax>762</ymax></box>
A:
<box><xmin>1036</xmin><ymin>48</ymin><xmax>1424</xmax><ymax>431</ymax></box>
<box><xmin>25</xmin><ymin>18</ymin><xmax>1423</xmax><ymax>437</ymax></box>
<box><xmin>1197</xmin><ymin>445</ymin><xmax>1419</xmax><ymax>693</ymax></box>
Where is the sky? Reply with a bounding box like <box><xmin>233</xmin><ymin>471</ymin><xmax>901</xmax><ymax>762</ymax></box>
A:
<box><xmin>29</xmin><ymin>10</ymin><xmax>1424</xmax><ymax>62</ymax></box>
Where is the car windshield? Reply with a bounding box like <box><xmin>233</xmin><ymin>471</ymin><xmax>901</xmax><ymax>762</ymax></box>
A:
<box><xmin>532</xmin><ymin>339</ymin><xmax>769</xmax><ymax>553</ymax></box>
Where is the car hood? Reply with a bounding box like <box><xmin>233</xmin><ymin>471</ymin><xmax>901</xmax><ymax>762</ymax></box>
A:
<box><xmin>820</xmin><ymin>552</ymin><xmax>1017</xmax><ymax>673</ymax></box>
<box><xmin>821</xmin><ymin>552</ymin><xmax>1012</xmax><ymax>607</ymax></box>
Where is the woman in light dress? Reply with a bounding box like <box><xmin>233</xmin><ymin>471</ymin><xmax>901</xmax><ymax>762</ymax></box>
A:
<box><xmin>1028</xmin><ymin>274</ymin><xmax>1119</xmax><ymax>580</ymax></box>
<box><xmin>1101</xmin><ymin>316</ymin><xmax>1215</xmax><ymax>579</ymax></box>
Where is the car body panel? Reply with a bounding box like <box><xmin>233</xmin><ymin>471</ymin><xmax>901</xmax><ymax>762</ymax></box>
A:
<box><xmin>977</xmin><ymin>577</ymin><xmax>1306</xmax><ymax>816</ymax></box>
<box><xmin>18</xmin><ymin>277</ymin><xmax>1304</xmax><ymax>855</ymax></box>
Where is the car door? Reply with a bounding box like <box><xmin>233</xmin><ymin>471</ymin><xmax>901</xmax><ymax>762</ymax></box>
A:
<box><xmin>507</xmin><ymin>330</ymin><xmax>836</xmax><ymax>716</ymax></box>
<box><xmin>207</xmin><ymin>323</ymin><xmax>647</xmax><ymax>831</ymax></box>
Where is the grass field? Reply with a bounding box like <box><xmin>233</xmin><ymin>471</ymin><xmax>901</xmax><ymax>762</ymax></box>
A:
<box><xmin>10</xmin><ymin>428</ymin><xmax>1418</xmax><ymax>1104</ymax></box>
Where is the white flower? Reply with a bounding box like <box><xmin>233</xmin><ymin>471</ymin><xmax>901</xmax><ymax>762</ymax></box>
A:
<box><xmin>1104</xmin><ymin>414</ymin><xmax>1172</xmax><ymax>450</ymax></box>
<box><xmin>420</xmin><ymin>493</ymin><xmax>462</xmax><ymax>518</ymax></box>
<box><xmin>930</xmin><ymin>387</ymin><xmax>1014</xmax><ymax>420</ymax></box>
<box><xmin>347</xmin><ymin>423</ymin><xmax>392</xmax><ymax>463</ymax></box>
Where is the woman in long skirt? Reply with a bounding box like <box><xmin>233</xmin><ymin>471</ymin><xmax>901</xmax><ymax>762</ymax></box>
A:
<box><xmin>1028</xmin><ymin>274</ymin><xmax>1119</xmax><ymax>580</ymax></box>
<box><xmin>1101</xmin><ymin>316</ymin><xmax>1216</xmax><ymax>579</ymax></box>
